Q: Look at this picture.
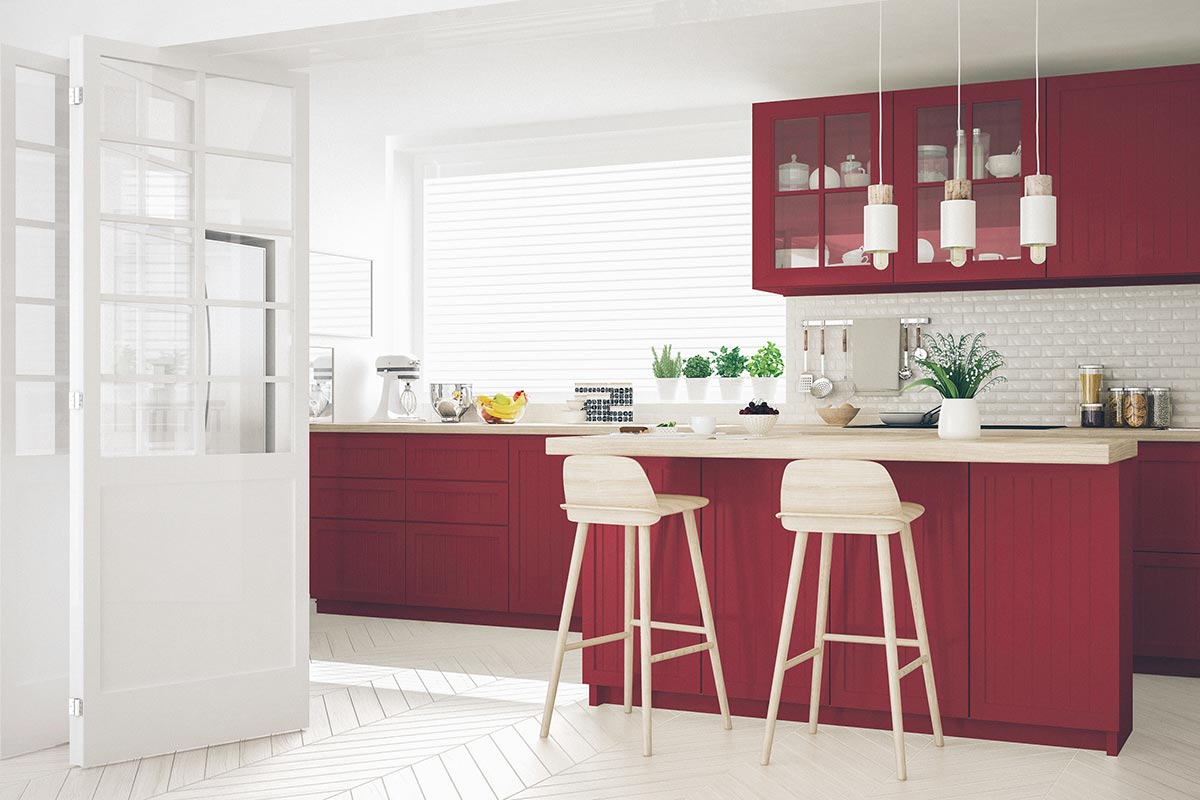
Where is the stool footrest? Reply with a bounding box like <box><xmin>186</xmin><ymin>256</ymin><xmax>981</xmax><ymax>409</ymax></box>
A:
<box><xmin>823</xmin><ymin>633</ymin><xmax>920</xmax><ymax>647</ymax></box>
<box><xmin>897</xmin><ymin>653</ymin><xmax>929</xmax><ymax>679</ymax></box>
<box><xmin>650</xmin><ymin>641</ymin><xmax>714</xmax><ymax>664</ymax></box>
<box><xmin>783</xmin><ymin>645</ymin><xmax>822</xmax><ymax>671</ymax></box>
<box><xmin>565</xmin><ymin>631</ymin><xmax>629</xmax><ymax>652</ymax></box>
<box><xmin>631</xmin><ymin>619</ymin><xmax>707</xmax><ymax>635</ymax></box>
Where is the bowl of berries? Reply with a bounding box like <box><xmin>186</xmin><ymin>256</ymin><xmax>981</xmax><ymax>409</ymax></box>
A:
<box><xmin>739</xmin><ymin>399</ymin><xmax>780</xmax><ymax>437</ymax></box>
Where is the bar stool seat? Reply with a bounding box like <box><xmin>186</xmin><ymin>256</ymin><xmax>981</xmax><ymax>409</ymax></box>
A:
<box><xmin>540</xmin><ymin>455</ymin><xmax>731</xmax><ymax>757</ymax></box>
<box><xmin>762</xmin><ymin>460</ymin><xmax>943</xmax><ymax>781</ymax></box>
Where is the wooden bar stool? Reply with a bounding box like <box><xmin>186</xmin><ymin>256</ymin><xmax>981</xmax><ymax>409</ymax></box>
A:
<box><xmin>540</xmin><ymin>454</ymin><xmax>732</xmax><ymax>756</ymax></box>
<box><xmin>760</xmin><ymin>459</ymin><xmax>944</xmax><ymax>780</ymax></box>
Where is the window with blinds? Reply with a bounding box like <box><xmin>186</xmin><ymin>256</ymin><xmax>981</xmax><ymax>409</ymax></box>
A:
<box><xmin>421</xmin><ymin>154</ymin><xmax>784</xmax><ymax>400</ymax></box>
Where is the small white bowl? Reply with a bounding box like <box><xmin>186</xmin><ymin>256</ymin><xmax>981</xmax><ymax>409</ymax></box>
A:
<box><xmin>985</xmin><ymin>153</ymin><xmax>1021</xmax><ymax>178</ymax></box>
<box><xmin>741</xmin><ymin>415</ymin><xmax>779</xmax><ymax>437</ymax></box>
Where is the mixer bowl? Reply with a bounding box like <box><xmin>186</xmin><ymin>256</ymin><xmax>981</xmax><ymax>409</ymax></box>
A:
<box><xmin>429</xmin><ymin>383</ymin><xmax>473</xmax><ymax>422</ymax></box>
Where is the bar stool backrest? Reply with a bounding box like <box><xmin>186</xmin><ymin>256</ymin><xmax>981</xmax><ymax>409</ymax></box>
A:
<box><xmin>562</xmin><ymin>455</ymin><xmax>660</xmax><ymax>524</ymax></box>
<box><xmin>780</xmin><ymin>460</ymin><xmax>901</xmax><ymax>518</ymax></box>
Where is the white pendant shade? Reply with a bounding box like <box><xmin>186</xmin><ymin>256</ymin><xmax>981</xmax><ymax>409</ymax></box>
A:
<box><xmin>863</xmin><ymin>201</ymin><xmax>898</xmax><ymax>270</ymax></box>
<box><xmin>1021</xmin><ymin>175</ymin><xmax>1057</xmax><ymax>265</ymax></box>
<box><xmin>940</xmin><ymin>197</ymin><xmax>976</xmax><ymax>268</ymax></box>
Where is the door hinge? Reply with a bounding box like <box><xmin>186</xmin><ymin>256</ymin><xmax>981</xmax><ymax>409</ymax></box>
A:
<box><xmin>69</xmin><ymin>697</ymin><xmax>83</xmax><ymax>717</ymax></box>
<box><xmin>69</xmin><ymin>86</ymin><xmax>83</xmax><ymax>105</ymax></box>
<box><xmin>69</xmin><ymin>391</ymin><xmax>83</xmax><ymax>410</ymax></box>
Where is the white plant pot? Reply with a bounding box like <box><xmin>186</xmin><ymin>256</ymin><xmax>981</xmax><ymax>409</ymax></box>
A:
<box><xmin>717</xmin><ymin>377</ymin><xmax>744</xmax><ymax>403</ymax></box>
<box><xmin>684</xmin><ymin>377</ymin><xmax>710</xmax><ymax>403</ymax></box>
<box><xmin>749</xmin><ymin>377</ymin><xmax>780</xmax><ymax>403</ymax></box>
<box><xmin>655</xmin><ymin>377</ymin><xmax>681</xmax><ymax>403</ymax></box>
<box><xmin>938</xmin><ymin>398</ymin><xmax>981</xmax><ymax>440</ymax></box>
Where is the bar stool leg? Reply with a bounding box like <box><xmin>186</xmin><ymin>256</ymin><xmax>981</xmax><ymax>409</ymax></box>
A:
<box><xmin>808</xmin><ymin>532</ymin><xmax>834</xmax><ymax>734</ymax></box>
<box><xmin>875</xmin><ymin>534</ymin><xmax>907</xmax><ymax>781</ymax></box>
<box><xmin>682</xmin><ymin>509</ymin><xmax>731</xmax><ymax>730</ymax></box>
<box><xmin>761</xmin><ymin>530</ymin><xmax>809</xmax><ymax>766</ymax></box>
<box><xmin>623</xmin><ymin>525</ymin><xmax>635</xmax><ymax>715</ymax></box>
<box><xmin>638</xmin><ymin>525</ymin><xmax>653</xmax><ymax>756</ymax></box>
<box><xmin>541</xmin><ymin>522</ymin><xmax>590</xmax><ymax>739</ymax></box>
<box><xmin>900</xmin><ymin>523</ymin><xmax>944</xmax><ymax>747</ymax></box>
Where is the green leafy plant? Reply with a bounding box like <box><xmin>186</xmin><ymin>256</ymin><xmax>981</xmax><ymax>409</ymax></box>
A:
<box><xmin>650</xmin><ymin>345</ymin><xmax>683</xmax><ymax>378</ymax></box>
<box><xmin>710</xmin><ymin>346</ymin><xmax>749</xmax><ymax>378</ymax></box>
<box><xmin>682</xmin><ymin>354</ymin><xmax>713</xmax><ymax>379</ymax></box>
<box><xmin>748</xmin><ymin>342</ymin><xmax>784</xmax><ymax>378</ymax></box>
<box><xmin>903</xmin><ymin>332</ymin><xmax>1007</xmax><ymax>399</ymax></box>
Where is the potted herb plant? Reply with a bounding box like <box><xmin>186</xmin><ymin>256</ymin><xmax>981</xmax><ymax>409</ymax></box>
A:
<box><xmin>682</xmin><ymin>354</ymin><xmax>713</xmax><ymax>403</ymax></box>
<box><xmin>651</xmin><ymin>345</ymin><xmax>683</xmax><ymax>402</ymax></box>
<box><xmin>747</xmin><ymin>342</ymin><xmax>784</xmax><ymax>402</ymax></box>
<box><xmin>903</xmin><ymin>332</ymin><xmax>1006</xmax><ymax>440</ymax></box>
<box><xmin>711</xmin><ymin>346</ymin><xmax>749</xmax><ymax>403</ymax></box>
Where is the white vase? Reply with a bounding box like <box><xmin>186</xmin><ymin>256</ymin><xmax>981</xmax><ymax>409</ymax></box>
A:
<box><xmin>656</xmin><ymin>377</ymin><xmax>681</xmax><ymax>403</ymax></box>
<box><xmin>749</xmin><ymin>376</ymin><xmax>779</xmax><ymax>403</ymax></box>
<box><xmin>938</xmin><ymin>398</ymin><xmax>981</xmax><ymax>440</ymax></box>
<box><xmin>684</xmin><ymin>378</ymin><xmax>710</xmax><ymax>403</ymax></box>
<box><xmin>717</xmin><ymin>377</ymin><xmax>744</xmax><ymax>403</ymax></box>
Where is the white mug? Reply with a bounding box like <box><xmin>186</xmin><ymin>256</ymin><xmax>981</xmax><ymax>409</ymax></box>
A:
<box><xmin>689</xmin><ymin>416</ymin><xmax>717</xmax><ymax>435</ymax></box>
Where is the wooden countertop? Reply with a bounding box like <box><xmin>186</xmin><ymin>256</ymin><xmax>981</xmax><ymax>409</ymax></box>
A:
<box><xmin>310</xmin><ymin>421</ymin><xmax>627</xmax><ymax>435</ymax></box>
<box><xmin>544</xmin><ymin>427</ymin><xmax>1140</xmax><ymax>465</ymax></box>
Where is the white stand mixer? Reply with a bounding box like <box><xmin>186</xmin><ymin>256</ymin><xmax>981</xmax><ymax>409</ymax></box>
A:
<box><xmin>372</xmin><ymin>355</ymin><xmax>424</xmax><ymax>421</ymax></box>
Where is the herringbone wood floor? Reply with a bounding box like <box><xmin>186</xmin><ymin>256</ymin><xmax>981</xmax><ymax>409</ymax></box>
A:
<box><xmin>2</xmin><ymin>611</ymin><xmax>1199</xmax><ymax>799</ymax></box>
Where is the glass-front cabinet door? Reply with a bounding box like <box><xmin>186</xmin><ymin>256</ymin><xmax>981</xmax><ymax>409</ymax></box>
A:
<box><xmin>893</xmin><ymin>79</ymin><xmax>1046</xmax><ymax>284</ymax></box>
<box><xmin>753</xmin><ymin>93</ymin><xmax>893</xmax><ymax>293</ymax></box>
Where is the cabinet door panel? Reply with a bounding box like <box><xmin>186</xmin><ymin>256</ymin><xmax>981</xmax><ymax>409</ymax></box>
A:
<box><xmin>311</xmin><ymin>477</ymin><xmax>405</xmax><ymax>521</ymax></box>
<box><xmin>1133</xmin><ymin>552</ymin><xmax>1200</xmax><ymax>660</ymax></box>
<box><xmin>509</xmin><ymin>437</ymin><xmax>580</xmax><ymax>617</ymax></box>
<box><xmin>312</xmin><ymin>519</ymin><xmax>405</xmax><ymax>604</ymax></box>
<box><xmin>406</xmin><ymin>523</ymin><xmax>508</xmax><ymax>611</ymax></box>
<box><xmin>406</xmin><ymin>435</ymin><xmax>508</xmax><ymax>481</ymax></box>
<box><xmin>311</xmin><ymin>432</ymin><xmax>405</xmax><ymax>478</ymax></box>
<box><xmin>1136</xmin><ymin>444</ymin><xmax>1200</xmax><ymax>553</ymax></box>
<box><xmin>406</xmin><ymin>479</ymin><xmax>508</xmax><ymax>525</ymax></box>
<box><xmin>1048</xmin><ymin>65</ymin><xmax>1200</xmax><ymax>279</ymax></box>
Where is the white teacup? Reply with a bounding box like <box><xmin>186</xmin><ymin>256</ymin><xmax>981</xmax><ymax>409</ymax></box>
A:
<box><xmin>689</xmin><ymin>416</ymin><xmax>717</xmax><ymax>435</ymax></box>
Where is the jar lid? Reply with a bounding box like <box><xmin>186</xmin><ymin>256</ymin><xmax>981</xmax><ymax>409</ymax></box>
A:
<box><xmin>1078</xmin><ymin>364</ymin><xmax>1104</xmax><ymax>369</ymax></box>
<box><xmin>917</xmin><ymin>144</ymin><xmax>947</xmax><ymax>156</ymax></box>
<box><xmin>1081</xmin><ymin>403</ymin><xmax>1104</xmax><ymax>409</ymax></box>
<box><xmin>1126</xmin><ymin>387</ymin><xmax>1148</xmax><ymax>393</ymax></box>
<box><xmin>1149</xmin><ymin>387</ymin><xmax>1171</xmax><ymax>392</ymax></box>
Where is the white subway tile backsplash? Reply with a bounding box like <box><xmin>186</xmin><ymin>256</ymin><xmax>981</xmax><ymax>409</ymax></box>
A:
<box><xmin>784</xmin><ymin>283</ymin><xmax>1200</xmax><ymax>427</ymax></box>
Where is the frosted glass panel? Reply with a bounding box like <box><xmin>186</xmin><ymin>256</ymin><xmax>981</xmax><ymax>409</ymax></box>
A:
<box><xmin>15</xmin><ymin>382</ymin><xmax>58</xmax><ymax>456</ymax></box>
<box><xmin>205</xmin><ymin>233</ymin><xmax>292</xmax><ymax>303</ymax></box>
<box><xmin>100</xmin><ymin>303</ymin><xmax>192</xmax><ymax>376</ymax></box>
<box><xmin>207</xmin><ymin>308</ymin><xmax>291</xmax><ymax>377</ymax></box>
<box><xmin>100</xmin><ymin>143</ymin><xmax>192</xmax><ymax>220</ymax></box>
<box><xmin>15</xmin><ymin>67</ymin><xmax>57</xmax><ymax>146</ymax></box>
<box><xmin>15</xmin><ymin>147</ymin><xmax>58</xmax><ymax>222</ymax></box>
<box><xmin>205</xmin><ymin>77</ymin><xmax>291</xmax><ymax>156</ymax></box>
<box><xmin>205</xmin><ymin>155</ymin><xmax>291</xmax><ymax>230</ymax></box>
<box><xmin>15</xmin><ymin>225</ymin><xmax>58</xmax><ymax>299</ymax></box>
<box><xmin>101</xmin><ymin>381</ymin><xmax>195</xmax><ymax>456</ymax></box>
<box><xmin>99</xmin><ymin>57</ymin><xmax>195</xmax><ymax>144</ymax></box>
<box><xmin>101</xmin><ymin>223</ymin><xmax>193</xmax><ymax>297</ymax></box>
<box><xmin>310</xmin><ymin>252</ymin><xmax>371</xmax><ymax>337</ymax></box>
<box><xmin>205</xmin><ymin>382</ymin><xmax>290</xmax><ymax>454</ymax></box>
<box><xmin>15</xmin><ymin>304</ymin><xmax>57</xmax><ymax>376</ymax></box>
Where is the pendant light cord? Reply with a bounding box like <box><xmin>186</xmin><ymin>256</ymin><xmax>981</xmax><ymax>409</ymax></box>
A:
<box><xmin>956</xmin><ymin>0</ymin><xmax>962</xmax><ymax>134</ymax></box>
<box><xmin>1035</xmin><ymin>0</ymin><xmax>1041</xmax><ymax>174</ymax></box>
<box><xmin>877</xmin><ymin>0</ymin><xmax>883</xmax><ymax>186</ymax></box>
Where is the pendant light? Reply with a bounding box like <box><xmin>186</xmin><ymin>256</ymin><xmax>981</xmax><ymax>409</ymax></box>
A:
<box><xmin>1020</xmin><ymin>0</ymin><xmax>1057</xmax><ymax>264</ymax></box>
<box><xmin>940</xmin><ymin>0</ymin><xmax>975</xmax><ymax>268</ymax></box>
<box><xmin>863</xmin><ymin>1</ymin><xmax>897</xmax><ymax>270</ymax></box>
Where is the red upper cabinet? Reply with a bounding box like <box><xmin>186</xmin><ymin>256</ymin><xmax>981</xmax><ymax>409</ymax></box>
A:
<box><xmin>893</xmin><ymin>79</ymin><xmax>1046</xmax><ymax>285</ymax></box>
<box><xmin>753</xmin><ymin>92</ymin><xmax>895</xmax><ymax>295</ymax></box>
<box><xmin>1047</xmin><ymin>65</ymin><xmax>1200</xmax><ymax>280</ymax></box>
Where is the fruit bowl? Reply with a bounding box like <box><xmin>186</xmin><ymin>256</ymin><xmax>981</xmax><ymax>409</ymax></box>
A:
<box><xmin>816</xmin><ymin>404</ymin><xmax>860</xmax><ymax>427</ymax></box>
<box><xmin>476</xmin><ymin>391</ymin><xmax>528</xmax><ymax>424</ymax></box>
<box><xmin>739</xmin><ymin>400</ymin><xmax>780</xmax><ymax>437</ymax></box>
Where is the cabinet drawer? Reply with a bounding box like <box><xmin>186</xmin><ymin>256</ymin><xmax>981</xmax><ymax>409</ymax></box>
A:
<box><xmin>1134</xmin><ymin>552</ymin><xmax>1200</xmax><ymax>660</ymax></box>
<box><xmin>1137</xmin><ymin>444</ymin><xmax>1200</xmax><ymax>553</ymax></box>
<box><xmin>311</xmin><ymin>433</ymin><xmax>405</xmax><ymax>479</ymax></box>
<box><xmin>312</xmin><ymin>519</ymin><xmax>405</xmax><ymax>605</ymax></box>
<box><xmin>406</xmin><ymin>435</ymin><xmax>508</xmax><ymax>481</ymax></box>
<box><xmin>311</xmin><ymin>478</ymin><xmax>405</xmax><ymax>521</ymax></box>
<box><xmin>406</xmin><ymin>480</ymin><xmax>509</xmax><ymax>525</ymax></box>
<box><xmin>405</xmin><ymin>522</ymin><xmax>508</xmax><ymax>612</ymax></box>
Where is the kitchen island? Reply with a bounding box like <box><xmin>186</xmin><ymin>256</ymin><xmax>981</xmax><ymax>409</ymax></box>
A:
<box><xmin>545</xmin><ymin>430</ymin><xmax>1137</xmax><ymax>755</ymax></box>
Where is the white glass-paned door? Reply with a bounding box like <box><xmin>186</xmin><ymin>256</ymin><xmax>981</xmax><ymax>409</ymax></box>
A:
<box><xmin>69</xmin><ymin>36</ymin><xmax>308</xmax><ymax>767</ymax></box>
<box><xmin>0</xmin><ymin>45</ymin><xmax>70</xmax><ymax>759</ymax></box>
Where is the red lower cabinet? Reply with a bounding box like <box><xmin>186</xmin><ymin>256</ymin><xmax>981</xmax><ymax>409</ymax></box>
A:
<box><xmin>828</xmin><ymin>462</ymin><xmax>969</xmax><ymax>719</ymax></box>
<box><xmin>583</xmin><ymin>458</ymin><xmax>703</xmax><ymax>695</ymax></box>
<box><xmin>405</xmin><ymin>522</ymin><xmax>508</xmax><ymax>612</ymax></box>
<box><xmin>1133</xmin><ymin>552</ymin><xmax>1200</xmax><ymax>662</ymax></box>
<box><xmin>312</xmin><ymin>518</ymin><xmax>405</xmax><ymax>605</ymax></box>
<box><xmin>508</xmin><ymin>437</ymin><xmax>581</xmax><ymax>618</ymax></box>
<box><xmin>311</xmin><ymin>477</ymin><xmax>405</xmax><ymax>521</ymax></box>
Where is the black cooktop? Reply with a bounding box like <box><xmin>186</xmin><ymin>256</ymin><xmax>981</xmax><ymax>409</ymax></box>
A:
<box><xmin>853</xmin><ymin>424</ymin><xmax>1067</xmax><ymax>430</ymax></box>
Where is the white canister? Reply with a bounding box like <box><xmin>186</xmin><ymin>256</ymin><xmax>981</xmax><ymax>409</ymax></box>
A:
<box><xmin>777</xmin><ymin>155</ymin><xmax>810</xmax><ymax>191</ymax></box>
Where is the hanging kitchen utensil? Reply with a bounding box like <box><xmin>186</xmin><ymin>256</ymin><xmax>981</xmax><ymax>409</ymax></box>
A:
<box><xmin>834</xmin><ymin>323</ymin><xmax>856</xmax><ymax>397</ymax></box>
<box><xmin>797</xmin><ymin>324</ymin><xmax>814</xmax><ymax>394</ymax></box>
<box><xmin>811</xmin><ymin>326</ymin><xmax>834</xmax><ymax>398</ymax></box>
<box><xmin>913</xmin><ymin>323</ymin><xmax>928</xmax><ymax>360</ymax></box>
<box><xmin>898</xmin><ymin>323</ymin><xmax>913</xmax><ymax>381</ymax></box>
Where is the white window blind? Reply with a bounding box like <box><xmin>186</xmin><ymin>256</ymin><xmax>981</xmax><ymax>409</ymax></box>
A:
<box><xmin>422</xmin><ymin>155</ymin><xmax>784</xmax><ymax>399</ymax></box>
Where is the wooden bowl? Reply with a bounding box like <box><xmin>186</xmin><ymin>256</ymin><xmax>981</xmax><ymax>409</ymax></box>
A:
<box><xmin>816</xmin><ymin>405</ymin><xmax>860</xmax><ymax>427</ymax></box>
